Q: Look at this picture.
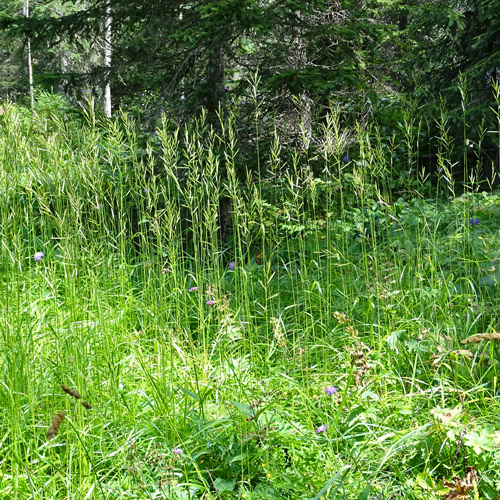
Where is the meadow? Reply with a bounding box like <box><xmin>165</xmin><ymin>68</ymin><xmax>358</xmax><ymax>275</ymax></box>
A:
<box><xmin>1</xmin><ymin>94</ymin><xmax>500</xmax><ymax>499</ymax></box>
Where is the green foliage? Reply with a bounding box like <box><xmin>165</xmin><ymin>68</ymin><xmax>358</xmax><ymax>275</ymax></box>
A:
<box><xmin>2</xmin><ymin>0</ymin><xmax>497</xmax><ymax>189</ymax></box>
<box><xmin>1</xmin><ymin>0</ymin><xmax>400</xmax><ymax>134</ymax></box>
<box><xmin>0</xmin><ymin>95</ymin><xmax>499</xmax><ymax>499</ymax></box>
<box><xmin>400</xmin><ymin>0</ymin><xmax>500</xmax><ymax>159</ymax></box>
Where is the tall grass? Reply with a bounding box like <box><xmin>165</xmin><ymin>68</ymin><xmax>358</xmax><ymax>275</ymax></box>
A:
<box><xmin>0</xmin><ymin>90</ymin><xmax>499</xmax><ymax>499</ymax></box>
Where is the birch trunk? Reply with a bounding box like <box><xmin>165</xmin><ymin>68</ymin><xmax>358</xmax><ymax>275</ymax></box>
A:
<box><xmin>292</xmin><ymin>10</ymin><xmax>312</xmax><ymax>148</ymax></box>
<box><xmin>103</xmin><ymin>0</ymin><xmax>112</xmax><ymax>117</ymax></box>
<box><xmin>23</xmin><ymin>0</ymin><xmax>34</xmax><ymax>109</ymax></box>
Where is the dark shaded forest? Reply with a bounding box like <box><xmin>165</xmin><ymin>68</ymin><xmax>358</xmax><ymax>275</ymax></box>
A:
<box><xmin>2</xmin><ymin>0</ymin><xmax>499</xmax><ymax>178</ymax></box>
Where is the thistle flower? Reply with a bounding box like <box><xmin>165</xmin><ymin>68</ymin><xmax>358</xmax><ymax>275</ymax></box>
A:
<box><xmin>34</xmin><ymin>251</ymin><xmax>44</xmax><ymax>262</ymax></box>
<box><xmin>315</xmin><ymin>424</ymin><xmax>328</xmax><ymax>434</ymax></box>
<box><xmin>325</xmin><ymin>386</ymin><xmax>338</xmax><ymax>396</ymax></box>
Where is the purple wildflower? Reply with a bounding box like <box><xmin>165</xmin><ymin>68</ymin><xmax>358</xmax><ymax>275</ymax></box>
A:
<box><xmin>342</xmin><ymin>155</ymin><xmax>349</xmax><ymax>164</ymax></box>
<box><xmin>206</xmin><ymin>300</ymin><xmax>216</xmax><ymax>305</ymax></box>
<box><xmin>172</xmin><ymin>447</ymin><xmax>183</xmax><ymax>455</ymax></box>
<box><xmin>188</xmin><ymin>286</ymin><xmax>199</xmax><ymax>292</ymax></box>
<box><xmin>33</xmin><ymin>251</ymin><xmax>44</xmax><ymax>262</ymax></box>
<box><xmin>325</xmin><ymin>386</ymin><xmax>338</xmax><ymax>396</ymax></box>
<box><xmin>228</xmin><ymin>261</ymin><xmax>236</xmax><ymax>271</ymax></box>
<box><xmin>469</xmin><ymin>218</ymin><xmax>480</xmax><ymax>226</ymax></box>
<box><xmin>315</xmin><ymin>424</ymin><xmax>328</xmax><ymax>434</ymax></box>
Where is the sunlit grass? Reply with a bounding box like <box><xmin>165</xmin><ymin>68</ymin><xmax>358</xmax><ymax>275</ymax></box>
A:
<box><xmin>0</xmin><ymin>95</ymin><xmax>499</xmax><ymax>499</ymax></box>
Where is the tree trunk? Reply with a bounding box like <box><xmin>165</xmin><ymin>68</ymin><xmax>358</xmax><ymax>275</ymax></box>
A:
<box><xmin>291</xmin><ymin>10</ymin><xmax>312</xmax><ymax>148</ymax></box>
<box><xmin>103</xmin><ymin>0</ymin><xmax>112</xmax><ymax>117</ymax></box>
<box><xmin>205</xmin><ymin>44</ymin><xmax>224</xmax><ymax>124</ymax></box>
<box><xmin>203</xmin><ymin>0</ymin><xmax>224</xmax><ymax>125</ymax></box>
<box><xmin>23</xmin><ymin>0</ymin><xmax>34</xmax><ymax>109</ymax></box>
<box><xmin>57</xmin><ymin>51</ymin><xmax>69</xmax><ymax>94</ymax></box>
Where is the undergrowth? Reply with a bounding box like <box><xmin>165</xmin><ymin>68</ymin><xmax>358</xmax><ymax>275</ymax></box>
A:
<box><xmin>0</xmin><ymin>90</ymin><xmax>499</xmax><ymax>499</ymax></box>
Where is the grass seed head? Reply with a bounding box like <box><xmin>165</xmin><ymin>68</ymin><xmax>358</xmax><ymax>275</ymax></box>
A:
<box><xmin>333</xmin><ymin>311</ymin><xmax>349</xmax><ymax>324</ymax></box>
<box><xmin>46</xmin><ymin>411</ymin><xmax>65</xmax><ymax>440</ymax></box>
<box><xmin>61</xmin><ymin>385</ymin><xmax>82</xmax><ymax>399</ymax></box>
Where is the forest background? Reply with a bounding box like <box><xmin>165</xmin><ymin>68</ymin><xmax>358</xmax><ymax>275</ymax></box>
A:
<box><xmin>1</xmin><ymin>1</ymin><xmax>500</xmax><ymax>499</ymax></box>
<box><xmin>1</xmin><ymin>0</ymin><xmax>499</xmax><ymax>151</ymax></box>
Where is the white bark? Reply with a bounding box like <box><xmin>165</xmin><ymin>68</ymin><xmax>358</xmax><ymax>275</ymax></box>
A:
<box><xmin>291</xmin><ymin>10</ymin><xmax>311</xmax><ymax>148</ymax></box>
<box><xmin>103</xmin><ymin>0</ymin><xmax>112</xmax><ymax>117</ymax></box>
<box><xmin>23</xmin><ymin>0</ymin><xmax>34</xmax><ymax>109</ymax></box>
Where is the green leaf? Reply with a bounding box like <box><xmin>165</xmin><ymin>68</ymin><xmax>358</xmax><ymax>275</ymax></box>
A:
<box><xmin>356</xmin><ymin>484</ymin><xmax>371</xmax><ymax>500</ymax></box>
<box><xmin>464</xmin><ymin>430</ymin><xmax>494</xmax><ymax>455</ymax></box>
<box><xmin>386</xmin><ymin>329</ymin><xmax>405</xmax><ymax>350</ymax></box>
<box><xmin>310</xmin><ymin>465</ymin><xmax>351</xmax><ymax>500</ymax></box>
<box><xmin>232</xmin><ymin>401</ymin><xmax>253</xmax><ymax>416</ymax></box>
<box><xmin>229</xmin><ymin>452</ymin><xmax>248</xmax><ymax>463</ymax></box>
<box><xmin>416</xmin><ymin>472</ymin><xmax>435</xmax><ymax>490</ymax></box>
<box><xmin>213</xmin><ymin>478</ymin><xmax>235</xmax><ymax>492</ymax></box>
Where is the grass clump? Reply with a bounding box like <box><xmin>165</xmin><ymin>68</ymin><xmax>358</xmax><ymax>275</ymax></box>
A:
<box><xmin>0</xmin><ymin>96</ymin><xmax>499</xmax><ymax>499</ymax></box>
